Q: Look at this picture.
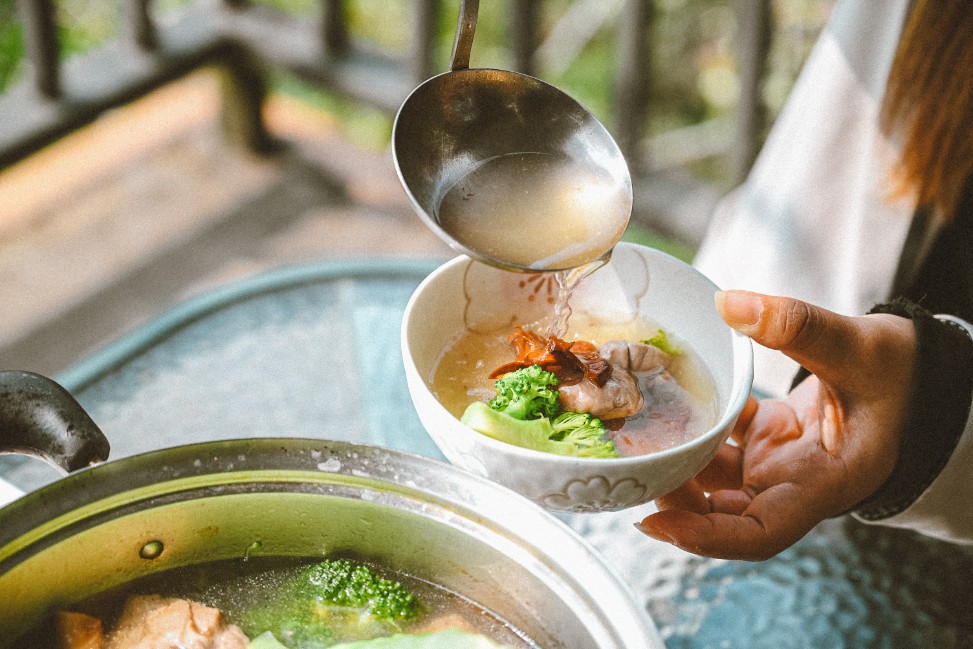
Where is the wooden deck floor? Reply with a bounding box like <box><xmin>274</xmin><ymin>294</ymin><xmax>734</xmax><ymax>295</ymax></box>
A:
<box><xmin>0</xmin><ymin>70</ymin><xmax>453</xmax><ymax>375</ymax></box>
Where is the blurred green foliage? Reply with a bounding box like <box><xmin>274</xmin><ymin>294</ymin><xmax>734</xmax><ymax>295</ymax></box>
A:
<box><xmin>0</xmin><ymin>0</ymin><xmax>119</xmax><ymax>89</ymax></box>
<box><xmin>0</xmin><ymin>0</ymin><xmax>827</xmax><ymax>175</ymax></box>
<box><xmin>622</xmin><ymin>223</ymin><xmax>694</xmax><ymax>263</ymax></box>
<box><xmin>55</xmin><ymin>0</ymin><xmax>118</xmax><ymax>54</ymax></box>
<box><xmin>0</xmin><ymin>0</ymin><xmax>23</xmax><ymax>90</ymax></box>
<box><xmin>283</xmin><ymin>0</ymin><xmax>825</xmax><ymax>160</ymax></box>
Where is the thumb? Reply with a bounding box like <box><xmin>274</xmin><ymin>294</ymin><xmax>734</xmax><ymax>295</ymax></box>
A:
<box><xmin>714</xmin><ymin>290</ymin><xmax>871</xmax><ymax>390</ymax></box>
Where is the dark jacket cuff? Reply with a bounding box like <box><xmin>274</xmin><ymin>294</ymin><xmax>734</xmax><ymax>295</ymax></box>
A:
<box><xmin>853</xmin><ymin>298</ymin><xmax>973</xmax><ymax>520</ymax></box>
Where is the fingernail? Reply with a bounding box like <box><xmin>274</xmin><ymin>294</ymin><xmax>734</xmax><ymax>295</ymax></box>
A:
<box><xmin>633</xmin><ymin>521</ymin><xmax>673</xmax><ymax>544</ymax></box>
<box><xmin>716</xmin><ymin>290</ymin><xmax>762</xmax><ymax>333</ymax></box>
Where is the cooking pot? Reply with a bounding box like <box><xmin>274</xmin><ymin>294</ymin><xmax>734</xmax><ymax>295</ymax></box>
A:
<box><xmin>0</xmin><ymin>371</ymin><xmax>663</xmax><ymax>648</ymax></box>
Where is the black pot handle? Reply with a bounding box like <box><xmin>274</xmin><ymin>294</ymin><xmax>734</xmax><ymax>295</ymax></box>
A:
<box><xmin>0</xmin><ymin>371</ymin><xmax>109</xmax><ymax>473</ymax></box>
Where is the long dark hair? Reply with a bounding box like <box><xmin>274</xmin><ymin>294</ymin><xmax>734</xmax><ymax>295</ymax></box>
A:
<box><xmin>881</xmin><ymin>0</ymin><xmax>973</xmax><ymax>219</ymax></box>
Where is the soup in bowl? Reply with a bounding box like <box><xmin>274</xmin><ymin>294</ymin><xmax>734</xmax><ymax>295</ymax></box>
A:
<box><xmin>401</xmin><ymin>242</ymin><xmax>753</xmax><ymax>513</ymax></box>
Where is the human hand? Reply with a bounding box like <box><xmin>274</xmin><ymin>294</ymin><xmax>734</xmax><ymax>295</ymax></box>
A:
<box><xmin>636</xmin><ymin>290</ymin><xmax>917</xmax><ymax>560</ymax></box>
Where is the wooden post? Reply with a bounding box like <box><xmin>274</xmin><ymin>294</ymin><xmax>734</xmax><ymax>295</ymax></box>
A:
<box><xmin>731</xmin><ymin>0</ymin><xmax>771</xmax><ymax>184</ymax></box>
<box><xmin>412</xmin><ymin>0</ymin><xmax>441</xmax><ymax>82</ymax></box>
<box><xmin>218</xmin><ymin>43</ymin><xmax>276</xmax><ymax>154</ymax></box>
<box><xmin>510</xmin><ymin>0</ymin><xmax>539</xmax><ymax>76</ymax></box>
<box><xmin>614</xmin><ymin>0</ymin><xmax>653</xmax><ymax>174</ymax></box>
<box><xmin>322</xmin><ymin>0</ymin><xmax>350</xmax><ymax>57</ymax></box>
<box><xmin>17</xmin><ymin>0</ymin><xmax>60</xmax><ymax>99</ymax></box>
<box><xmin>127</xmin><ymin>0</ymin><xmax>158</xmax><ymax>51</ymax></box>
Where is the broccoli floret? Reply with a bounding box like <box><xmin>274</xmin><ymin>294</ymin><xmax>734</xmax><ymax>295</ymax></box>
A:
<box><xmin>302</xmin><ymin>559</ymin><xmax>419</xmax><ymax>620</ymax></box>
<box><xmin>488</xmin><ymin>365</ymin><xmax>560</xmax><ymax>420</ymax></box>
<box><xmin>549</xmin><ymin>411</ymin><xmax>617</xmax><ymax>458</ymax></box>
<box><xmin>461</xmin><ymin>402</ymin><xmax>618</xmax><ymax>459</ymax></box>
<box><xmin>300</xmin><ymin>560</ymin><xmax>418</xmax><ymax>620</ymax></box>
<box><xmin>240</xmin><ymin>559</ymin><xmax>419</xmax><ymax>648</ymax></box>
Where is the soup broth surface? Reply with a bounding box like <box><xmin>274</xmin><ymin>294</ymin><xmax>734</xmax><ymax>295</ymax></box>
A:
<box><xmin>432</xmin><ymin>313</ymin><xmax>719</xmax><ymax>455</ymax></box>
<box><xmin>20</xmin><ymin>556</ymin><xmax>536</xmax><ymax>648</ymax></box>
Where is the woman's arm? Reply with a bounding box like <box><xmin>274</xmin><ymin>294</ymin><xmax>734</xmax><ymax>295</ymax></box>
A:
<box><xmin>854</xmin><ymin>307</ymin><xmax>973</xmax><ymax>542</ymax></box>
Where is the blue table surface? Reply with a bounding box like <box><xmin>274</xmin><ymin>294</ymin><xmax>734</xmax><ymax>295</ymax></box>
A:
<box><xmin>2</xmin><ymin>259</ymin><xmax>972</xmax><ymax>648</ymax></box>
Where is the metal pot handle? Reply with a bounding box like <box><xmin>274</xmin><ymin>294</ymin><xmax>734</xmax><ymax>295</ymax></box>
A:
<box><xmin>0</xmin><ymin>371</ymin><xmax>109</xmax><ymax>473</ymax></box>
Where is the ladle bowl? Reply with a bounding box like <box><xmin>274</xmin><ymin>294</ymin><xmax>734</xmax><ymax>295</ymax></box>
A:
<box><xmin>392</xmin><ymin>0</ymin><xmax>632</xmax><ymax>273</ymax></box>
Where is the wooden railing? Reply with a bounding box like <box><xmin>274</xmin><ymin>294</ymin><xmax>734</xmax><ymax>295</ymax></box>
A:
<box><xmin>2</xmin><ymin>0</ymin><xmax>781</xmax><ymax>247</ymax></box>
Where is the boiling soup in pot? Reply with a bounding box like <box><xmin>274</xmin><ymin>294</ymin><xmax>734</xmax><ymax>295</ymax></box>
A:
<box><xmin>19</xmin><ymin>556</ymin><xmax>534</xmax><ymax>649</ymax></box>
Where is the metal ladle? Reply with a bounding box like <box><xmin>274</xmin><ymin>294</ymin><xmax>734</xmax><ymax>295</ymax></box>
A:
<box><xmin>392</xmin><ymin>0</ymin><xmax>633</xmax><ymax>274</ymax></box>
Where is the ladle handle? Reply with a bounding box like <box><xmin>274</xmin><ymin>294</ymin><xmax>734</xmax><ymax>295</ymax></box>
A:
<box><xmin>0</xmin><ymin>370</ymin><xmax>109</xmax><ymax>473</ymax></box>
<box><xmin>449</xmin><ymin>0</ymin><xmax>479</xmax><ymax>71</ymax></box>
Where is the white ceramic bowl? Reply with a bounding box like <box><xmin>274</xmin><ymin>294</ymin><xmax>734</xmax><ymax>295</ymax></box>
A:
<box><xmin>401</xmin><ymin>242</ymin><xmax>753</xmax><ymax>513</ymax></box>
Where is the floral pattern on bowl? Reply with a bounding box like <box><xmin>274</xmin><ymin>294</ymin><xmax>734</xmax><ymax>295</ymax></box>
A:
<box><xmin>541</xmin><ymin>475</ymin><xmax>649</xmax><ymax>513</ymax></box>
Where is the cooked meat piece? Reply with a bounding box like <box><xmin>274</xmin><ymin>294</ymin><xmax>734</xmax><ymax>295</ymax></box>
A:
<box><xmin>567</xmin><ymin>340</ymin><xmax>612</xmax><ymax>386</ymax></box>
<box><xmin>489</xmin><ymin>326</ymin><xmax>582</xmax><ymax>382</ymax></box>
<box><xmin>105</xmin><ymin>595</ymin><xmax>248</xmax><ymax>649</ymax></box>
<box><xmin>57</xmin><ymin>611</ymin><xmax>103</xmax><ymax>649</ymax></box>
<box><xmin>490</xmin><ymin>326</ymin><xmax>610</xmax><ymax>386</ymax></box>
<box><xmin>598</xmin><ymin>340</ymin><xmax>671</xmax><ymax>373</ymax></box>
<box><xmin>558</xmin><ymin>365</ymin><xmax>643</xmax><ymax>419</ymax></box>
<box><xmin>506</xmin><ymin>325</ymin><xmax>548</xmax><ymax>364</ymax></box>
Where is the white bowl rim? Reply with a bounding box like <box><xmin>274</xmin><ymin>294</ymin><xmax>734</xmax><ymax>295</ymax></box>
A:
<box><xmin>402</xmin><ymin>244</ymin><xmax>755</xmax><ymax>467</ymax></box>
